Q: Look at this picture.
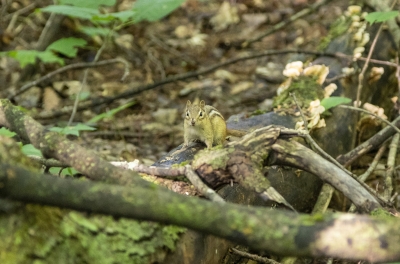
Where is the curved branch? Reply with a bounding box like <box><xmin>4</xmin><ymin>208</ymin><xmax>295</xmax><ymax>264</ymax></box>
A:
<box><xmin>0</xmin><ymin>161</ymin><xmax>398</xmax><ymax>262</ymax></box>
<box><xmin>270</xmin><ymin>139</ymin><xmax>381</xmax><ymax>211</ymax></box>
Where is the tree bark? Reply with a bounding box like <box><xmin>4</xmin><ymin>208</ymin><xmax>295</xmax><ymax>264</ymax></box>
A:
<box><xmin>0</xmin><ymin>160</ymin><xmax>398</xmax><ymax>262</ymax></box>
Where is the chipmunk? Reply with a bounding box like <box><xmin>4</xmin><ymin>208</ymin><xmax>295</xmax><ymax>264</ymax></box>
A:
<box><xmin>183</xmin><ymin>100</ymin><xmax>246</xmax><ymax>149</ymax></box>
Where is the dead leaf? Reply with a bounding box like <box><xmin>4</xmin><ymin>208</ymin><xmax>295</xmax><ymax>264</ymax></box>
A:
<box><xmin>230</xmin><ymin>81</ymin><xmax>253</xmax><ymax>95</ymax></box>
<box><xmin>43</xmin><ymin>87</ymin><xmax>61</xmax><ymax>111</ymax></box>
<box><xmin>210</xmin><ymin>1</ymin><xmax>239</xmax><ymax>32</ymax></box>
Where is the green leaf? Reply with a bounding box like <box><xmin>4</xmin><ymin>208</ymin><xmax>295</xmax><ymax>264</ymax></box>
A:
<box><xmin>73</xmin><ymin>123</ymin><xmax>97</xmax><ymax>131</ymax></box>
<box><xmin>7</xmin><ymin>50</ymin><xmax>41</xmax><ymax>68</ymax></box>
<box><xmin>365</xmin><ymin>11</ymin><xmax>399</xmax><ymax>24</ymax></box>
<box><xmin>59</xmin><ymin>0</ymin><xmax>115</xmax><ymax>9</ymax></box>
<box><xmin>78</xmin><ymin>26</ymin><xmax>112</xmax><ymax>37</ymax></box>
<box><xmin>0</xmin><ymin>127</ymin><xmax>16</xmax><ymax>137</ymax></box>
<box><xmin>46</xmin><ymin>37</ymin><xmax>87</xmax><ymax>58</ymax></box>
<box><xmin>3</xmin><ymin>49</ymin><xmax>65</xmax><ymax>67</ymax></box>
<box><xmin>321</xmin><ymin>97</ymin><xmax>351</xmax><ymax>111</ymax></box>
<box><xmin>21</xmin><ymin>144</ymin><xmax>43</xmax><ymax>157</ymax></box>
<box><xmin>49</xmin><ymin>124</ymin><xmax>96</xmax><ymax>136</ymax></box>
<box><xmin>132</xmin><ymin>0</ymin><xmax>186</xmax><ymax>22</ymax></box>
<box><xmin>108</xmin><ymin>10</ymin><xmax>136</xmax><ymax>22</ymax></box>
<box><xmin>41</xmin><ymin>5</ymin><xmax>101</xmax><ymax>20</ymax></box>
<box><xmin>3</xmin><ymin>37</ymin><xmax>88</xmax><ymax>67</ymax></box>
<box><xmin>37</xmin><ymin>51</ymin><xmax>65</xmax><ymax>65</ymax></box>
<box><xmin>88</xmin><ymin>101</ymin><xmax>136</xmax><ymax>123</ymax></box>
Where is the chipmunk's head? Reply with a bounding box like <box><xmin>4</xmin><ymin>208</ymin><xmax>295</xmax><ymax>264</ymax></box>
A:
<box><xmin>185</xmin><ymin>100</ymin><xmax>206</xmax><ymax>126</ymax></box>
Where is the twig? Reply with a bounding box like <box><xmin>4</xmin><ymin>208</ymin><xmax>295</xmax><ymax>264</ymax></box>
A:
<box><xmin>5</xmin><ymin>3</ymin><xmax>37</xmax><ymax>34</ymax></box>
<box><xmin>32</xmin><ymin>49</ymin><xmax>331</xmax><ymax>119</ymax></box>
<box><xmin>67</xmin><ymin>30</ymin><xmax>113</xmax><ymax>126</ymax></box>
<box><xmin>28</xmin><ymin>156</ymin><xmax>69</xmax><ymax>168</ymax></box>
<box><xmin>397</xmin><ymin>56</ymin><xmax>400</xmax><ymax>97</ymax></box>
<box><xmin>3</xmin><ymin>2</ymin><xmax>36</xmax><ymax>22</ymax></box>
<box><xmin>291</xmin><ymin>93</ymin><xmax>344</xmax><ymax>214</ymax></box>
<box><xmin>241</xmin><ymin>0</ymin><xmax>333</xmax><ymax>48</ymax></box>
<box><xmin>112</xmin><ymin>161</ymin><xmax>225</xmax><ymax>203</ymax></box>
<box><xmin>149</xmin><ymin>33</ymin><xmax>196</xmax><ymax>65</ymax></box>
<box><xmin>389</xmin><ymin>192</ymin><xmax>398</xmax><ymax>204</ymax></box>
<box><xmin>34</xmin><ymin>48</ymin><xmax>400</xmax><ymax>120</ymax></box>
<box><xmin>290</xmin><ymin>93</ymin><xmax>308</xmax><ymax>128</ymax></box>
<box><xmin>348</xmin><ymin>143</ymin><xmax>387</xmax><ymax>213</ymax></box>
<box><xmin>0</xmin><ymin>0</ymin><xmax>10</xmax><ymax>19</ymax></box>
<box><xmin>147</xmin><ymin>48</ymin><xmax>166</xmax><ymax>79</ymax></box>
<box><xmin>230</xmin><ymin>248</ymin><xmax>280</xmax><ymax>264</ymax></box>
<box><xmin>392</xmin><ymin>56</ymin><xmax>400</xmax><ymax>116</ymax></box>
<box><xmin>290</xmin><ymin>94</ymin><xmax>387</xmax><ymax>208</ymax></box>
<box><xmin>384</xmin><ymin>133</ymin><xmax>398</xmax><ymax>200</ymax></box>
<box><xmin>290</xmin><ymin>93</ymin><xmax>352</xmax><ymax>177</ymax></box>
<box><xmin>337</xmin><ymin>115</ymin><xmax>400</xmax><ymax>166</ymax></box>
<box><xmin>359</xmin><ymin>144</ymin><xmax>388</xmax><ymax>183</ymax></box>
<box><xmin>35</xmin><ymin>13</ymin><xmax>64</xmax><ymax>51</ymax></box>
<box><xmin>312</xmin><ymin>184</ymin><xmax>334</xmax><ymax>214</ymax></box>
<box><xmin>9</xmin><ymin>58</ymin><xmax>129</xmax><ymax>99</ymax></box>
<box><xmin>112</xmin><ymin>161</ymin><xmax>185</xmax><ymax>177</ymax></box>
<box><xmin>185</xmin><ymin>165</ymin><xmax>225</xmax><ymax>203</ymax></box>
<box><xmin>338</xmin><ymin>53</ymin><xmax>398</xmax><ymax>67</ymax></box>
<box><xmin>339</xmin><ymin>105</ymin><xmax>400</xmax><ymax>134</ymax></box>
<box><xmin>325</xmin><ymin>73</ymin><xmax>353</xmax><ymax>83</ymax></box>
<box><xmin>355</xmin><ymin>23</ymin><xmax>384</xmax><ymax>106</ymax></box>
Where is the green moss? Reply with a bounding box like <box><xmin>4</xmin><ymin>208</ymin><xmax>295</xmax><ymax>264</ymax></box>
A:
<box><xmin>273</xmin><ymin>76</ymin><xmax>325</xmax><ymax>109</ymax></box>
<box><xmin>0</xmin><ymin>205</ymin><xmax>185</xmax><ymax>264</ymax></box>
<box><xmin>370</xmin><ymin>208</ymin><xmax>392</xmax><ymax>218</ymax></box>
<box><xmin>298</xmin><ymin>212</ymin><xmax>328</xmax><ymax>226</ymax></box>
<box><xmin>172</xmin><ymin>161</ymin><xmax>189</xmax><ymax>167</ymax></box>
<box><xmin>207</xmin><ymin>148</ymin><xmax>234</xmax><ymax>170</ymax></box>
<box><xmin>310</xmin><ymin>212</ymin><xmax>325</xmax><ymax>222</ymax></box>
<box><xmin>318</xmin><ymin>16</ymin><xmax>352</xmax><ymax>50</ymax></box>
<box><xmin>250</xmin><ymin>109</ymin><xmax>267</xmax><ymax>117</ymax></box>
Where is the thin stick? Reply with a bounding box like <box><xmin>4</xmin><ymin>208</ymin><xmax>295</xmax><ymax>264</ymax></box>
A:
<box><xmin>359</xmin><ymin>144</ymin><xmax>388</xmax><ymax>183</ymax></box>
<box><xmin>67</xmin><ymin>34</ymin><xmax>109</xmax><ymax>126</ymax></box>
<box><xmin>9</xmin><ymin>58</ymin><xmax>129</xmax><ymax>99</ymax></box>
<box><xmin>290</xmin><ymin>92</ymin><xmax>308</xmax><ymax>128</ymax></box>
<box><xmin>241</xmin><ymin>0</ymin><xmax>333</xmax><ymax>48</ymax></box>
<box><xmin>290</xmin><ymin>94</ymin><xmax>387</xmax><ymax>207</ymax></box>
<box><xmin>112</xmin><ymin>161</ymin><xmax>225</xmax><ymax>203</ymax></box>
<box><xmin>3</xmin><ymin>2</ymin><xmax>36</xmax><ymax>21</ymax></box>
<box><xmin>290</xmin><ymin>93</ymin><xmax>351</xmax><ymax>175</ymax></box>
<box><xmin>355</xmin><ymin>24</ymin><xmax>384</xmax><ymax>106</ymax></box>
<box><xmin>384</xmin><ymin>133</ymin><xmax>398</xmax><ymax>200</ymax></box>
<box><xmin>185</xmin><ymin>165</ymin><xmax>225</xmax><ymax>203</ymax></box>
<box><xmin>34</xmin><ymin>49</ymin><xmax>399</xmax><ymax>120</ymax></box>
<box><xmin>338</xmin><ymin>115</ymin><xmax>400</xmax><ymax>166</ymax></box>
<box><xmin>348</xmin><ymin>144</ymin><xmax>387</xmax><ymax>212</ymax></box>
<box><xmin>230</xmin><ymin>248</ymin><xmax>280</xmax><ymax>264</ymax></box>
<box><xmin>339</xmin><ymin>105</ymin><xmax>400</xmax><ymax>134</ymax></box>
<box><xmin>29</xmin><ymin>156</ymin><xmax>69</xmax><ymax>168</ymax></box>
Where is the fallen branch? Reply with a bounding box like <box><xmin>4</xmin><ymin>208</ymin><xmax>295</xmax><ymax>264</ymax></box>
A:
<box><xmin>0</xmin><ymin>161</ymin><xmax>399</xmax><ymax>262</ymax></box>
<box><xmin>337</xmin><ymin>115</ymin><xmax>400</xmax><ymax>166</ymax></box>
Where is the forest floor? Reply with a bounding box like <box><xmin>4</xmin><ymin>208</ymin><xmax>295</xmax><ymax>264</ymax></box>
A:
<box><xmin>1</xmin><ymin>0</ymin><xmax>347</xmax><ymax>164</ymax></box>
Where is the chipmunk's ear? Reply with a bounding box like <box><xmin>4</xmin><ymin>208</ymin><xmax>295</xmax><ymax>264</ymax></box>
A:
<box><xmin>200</xmin><ymin>100</ymin><xmax>205</xmax><ymax>107</ymax></box>
<box><xmin>186</xmin><ymin>100</ymin><xmax>191</xmax><ymax>107</ymax></box>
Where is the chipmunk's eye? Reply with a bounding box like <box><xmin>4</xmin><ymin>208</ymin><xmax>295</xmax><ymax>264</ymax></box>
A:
<box><xmin>199</xmin><ymin>111</ymin><xmax>203</xmax><ymax>117</ymax></box>
<box><xmin>186</xmin><ymin>112</ymin><xmax>189</xmax><ymax>117</ymax></box>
